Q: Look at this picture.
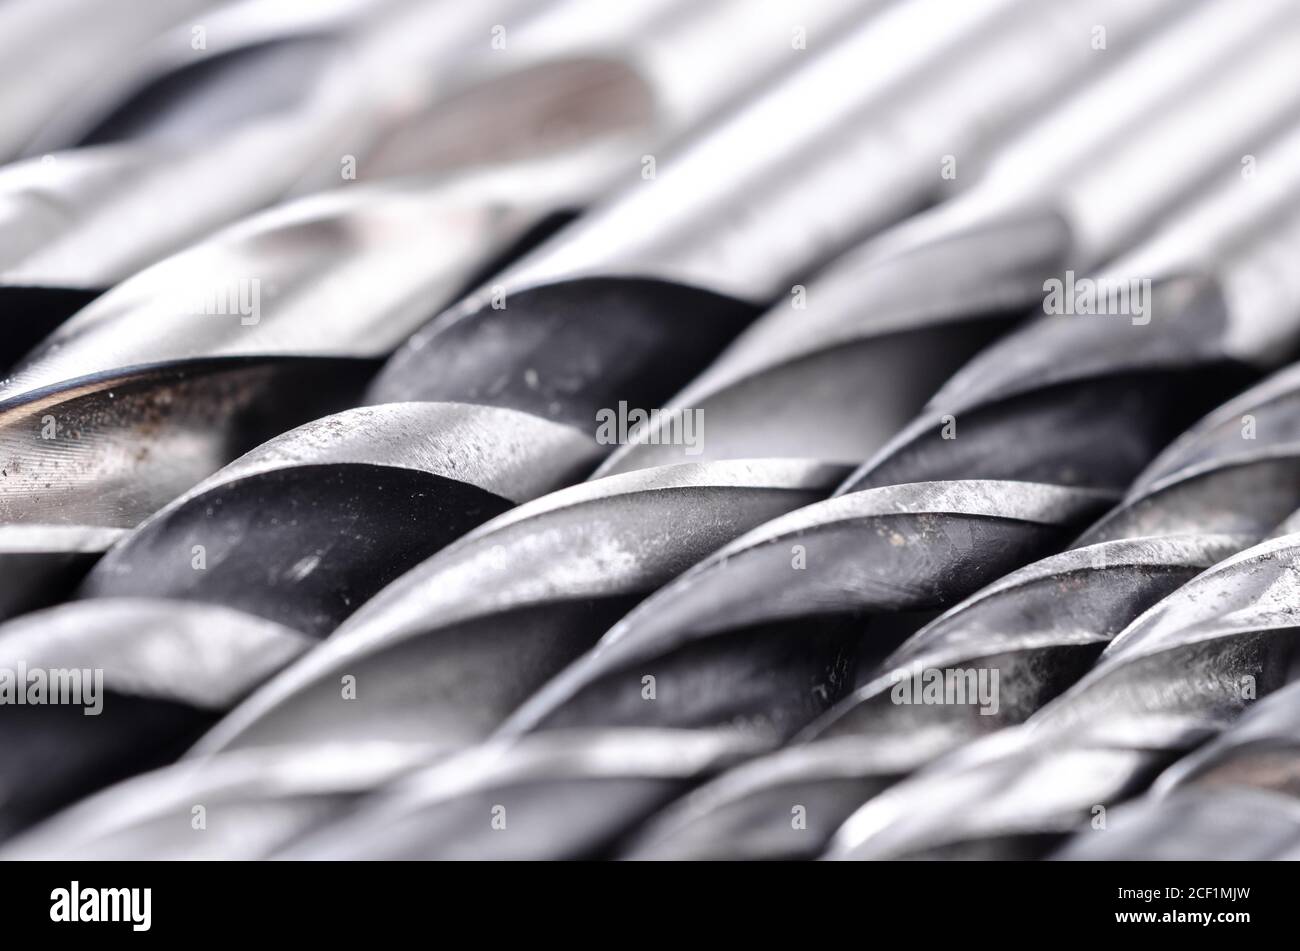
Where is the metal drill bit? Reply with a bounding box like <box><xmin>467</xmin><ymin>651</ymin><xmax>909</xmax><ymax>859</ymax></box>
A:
<box><xmin>0</xmin><ymin>0</ymin><xmax>214</xmax><ymax>161</ymax></box>
<box><xmin>596</xmin><ymin>0</ymin><xmax>1290</xmax><ymax>475</ymax></box>
<box><xmin>826</xmin><ymin>530</ymin><xmax>1300</xmax><ymax>859</ymax></box>
<box><xmin>499</xmin><ymin>481</ymin><xmax>1112</xmax><ymax>742</ymax></box>
<box><xmin>1079</xmin><ymin>359</ymin><xmax>1300</xmax><ymax>544</ymax></box>
<box><xmin>0</xmin><ymin>0</ymin><xmax>413</xmax><ymax>357</ymax></box>
<box><xmin>6</xmin><ymin>0</ymin><xmax>838</xmax><ymax>362</ymax></box>
<box><xmin>7</xmin><ymin>0</ymin><xmax>1295</xmax><ymax>865</ymax></box>
<box><xmin>145</xmin><ymin>1</ymin><xmax>1289</xmax><ymax>853</ymax></box>
<box><xmin>189</xmin><ymin>460</ymin><xmax>848</xmax><ymax>757</ymax></box>
<box><xmin>618</xmin><ymin>533</ymin><xmax>1242</xmax><ymax>859</ymax></box>
<box><xmin>0</xmin><ymin>0</ymin><xmax>870</xmax><ymax>525</ymax></box>
<box><xmin>1056</xmin><ymin>786</ymin><xmax>1300</xmax><ymax>861</ymax></box>
<box><xmin>0</xmin><ymin>597</ymin><xmax>310</xmax><ymax>840</ymax></box>
<box><xmin>0</xmin><ymin>524</ymin><xmax>125</xmax><ymax>619</ymax></box>
<box><xmin>34</xmin><ymin>478</ymin><xmax>1104</xmax><ymax>857</ymax></box>
<box><xmin>1</xmin><ymin>728</ymin><xmax>766</xmax><ymax>860</ymax></box>
<box><xmin>844</xmin><ymin>104</ymin><xmax>1300</xmax><ymax>497</ymax></box>
<box><xmin>280</xmin><ymin>729</ymin><xmax>771</xmax><ymax>860</ymax></box>
<box><xmin>0</xmin><ymin>742</ymin><xmax>429</xmax><ymax>860</ymax></box>
<box><xmin>1053</xmin><ymin>679</ymin><xmax>1300</xmax><ymax>859</ymax></box>
<box><xmin>624</xmin><ymin>344</ymin><xmax>1300</xmax><ymax>860</ymax></box>
<box><xmin>2</xmin><ymin>1</ymin><xmax>1148</xmax><ymax>619</ymax></box>
<box><xmin>136</xmin><ymin>0</ymin><xmax>1265</xmax><ymax>846</ymax></box>
<box><xmin>76</xmin><ymin>402</ymin><xmax>599</xmax><ymax>636</ymax></box>
<box><xmin>367</xmin><ymin>0</ymin><xmax>1184</xmax><ymax>413</ymax></box>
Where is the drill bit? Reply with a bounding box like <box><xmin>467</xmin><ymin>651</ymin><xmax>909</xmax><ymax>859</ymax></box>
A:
<box><xmin>0</xmin><ymin>597</ymin><xmax>310</xmax><ymax>840</ymax></box>
<box><xmin>618</xmin><ymin>533</ymin><xmax>1241</xmax><ymax>859</ymax></box>
<box><xmin>844</xmin><ymin>92</ymin><xmax>1300</xmax><ymax>496</ymax></box>
<box><xmin>279</xmin><ymin>729</ymin><xmax>772</xmax><ymax>860</ymax></box>
<box><xmin>0</xmin><ymin>0</ymin><xmax>415</xmax><ymax>358</ymax></box>
<box><xmin>6</xmin><ymin>0</ymin><xmax>835</xmax><ymax>361</ymax></box>
<box><xmin>826</xmin><ymin>530</ymin><xmax>1300</xmax><ymax>859</ymax></box>
<box><xmin>617</xmin><ymin>117</ymin><xmax>1300</xmax><ymax>860</ymax></box>
<box><xmin>0</xmin><ymin>0</ymin><xmax>214</xmax><ymax>161</ymax></box>
<box><xmin>1053</xmin><ymin>679</ymin><xmax>1300</xmax><ymax>859</ymax></box>
<box><xmin>1079</xmin><ymin>358</ymin><xmax>1300</xmax><ymax>544</ymax></box>
<box><xmin>108</xmin><ymin>0</ymin><xmax>1252</xmax><ymax>852</ymax></box>
<box><xmin>596</xmin><ymin>0</ymin><xmax>1290</xmax><ymax>475</ymax></box>
<box><xmin>500</xmin><ymin>481</ymin><xmax>1112</xmax><ymax>742</ymax></box>
<box><xmin>76</xmin><ymin>402</ymin><xmax>600</xmax><ymax>636</ymax></box>
<box><xmin>6</xmin><ymin>0</ymin><xmax>1295</xmax><ymax>864</ymax></box>
<box><xmin>623</xmin><ymin>353</ymin><xmax>1300</xmax><ymax>859</ymax></box>
<box><xmin>367</xmin><ymin>0</ymin><xmax>1183</xmax><ymax>411</ymax></box>
<box><xmin>0</xmin><ymin>0</ymin><xmax>874</xmax><ymax>606</ymax></box>
<box><xmin>288</xmin><ymin>483</ymin><xmax>1148</xmax><ymax>861</ymax></box>
<box><xmin>189</xmin><ymin>460</ymin><xmax>849</xmax><ymax>757</ymax></box>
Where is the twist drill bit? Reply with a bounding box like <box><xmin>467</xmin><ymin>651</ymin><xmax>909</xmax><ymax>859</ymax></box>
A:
<box><xmin>167</xmin><ymin>0</ymin><xmax>1292</xmax><ymax>824</ymax></box>
<box><xmin>4</xmin><ymin>0</ymin><xmax>1288</xmax><ymax>865</ymax></box>
<box><xmin>844</xmin><ymin>95</ymin><xmax>1300</xmax><ymax>496</ymax></box>
<box><xmin>500</xmin><ymin>481</ymin><xmax>1112</xmax><ymax>743</ymax></box>
<box><xmin>366</xmin><ymin>0</ymin><xmax>1186</xmax><ymax>411</ymax></box>
<box><xmin>0</xmin><ymin>0</ymin><xmax>872</xmax><ymax>527</ymax></box>
<box><xmin>5</xmin><ymin>0</ymin><xmax>833</xmax><ymax>361</ymax></box>
<box><xmin>280</xmin><ymin>729</ymin><xmax>771</xmax><ymax>860</ymax></box>
<box><xmin>0</xmin><ymin>742</ymin><xmax>431</xmax><ymax>860</ymax></box>
<box><xmin>8</xmin><ymin>479</ymin><xmax>1106</xmax><ymax>858</ymax></box>
<box><xmin>0</xmin><ymin>0</ymin><xmax>213</xmax><ymax>161</ymax></box>
<box><xmin>624</xmin><ymin>348</ymin><xmax>1300</xmax><ymax>859</ymax></box>
<box><xmin>0</xmin><ymin>0</ymin><xmax>416</xmax><ymax>356</ymax></box>
<box><xmin>596</xmin><ymin>0</ymin><xmax>1290</xmax><ymax>475</ymax></box>
<box><xmin>1058</xmin><ymin>786</ymin><xmax>1300</xmax><ymax>861</ymax></box>
<box><xmin>1080</xmin><ymin>359</ymin><xmax>1300</xmax><ymax>544</ymax></box>
<box><xmin>5</xmin><ymin>0</ymin><xmax>1146</xmax><ymax>615</ymax></box>
<box><xmin>0</xmin><ymin>524</ymin><xmax>125</xmax><ymax>619</ymax></box>
<box><xmin>0</xmin><ymin>598</ymin><xmax>310</xmax><ymax>840</ymax></box>
<box><xmin>619</xmin><ymin>533</ymin><xmax>1242</xmax><ymax>859</ymax></box>
<box><xmin>229</xmin><ymin>481</ymin><xmax>1103</xmax><ymax>858</ymax></box>
<box><xmin>190</xmin><ymin>460</ymin><xmax>849</xmax><ymax>757</ymax></box>
<box><xmin>2</xmin><ymin>729</ymin><xmax>765</xmax><ymax>860</ymax></box>
<box><xmin>826</xmin><ymin>530</ymin><xmax>1300</xmax><ymax>859</ymax></box>
<box><xmin>1053</xmin><ymin>679</ymin><xmax>1300</xmax><ymax>859</ymax></box>
<box><xmin>77</xmin><ymin>402</ymin><xmax>599</xmax><ymax>636</ymax></box>
<box><xmin>139</xmin><ymin>1</ymin><xmax>1254</xmax><ymax>841</ymax></box>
